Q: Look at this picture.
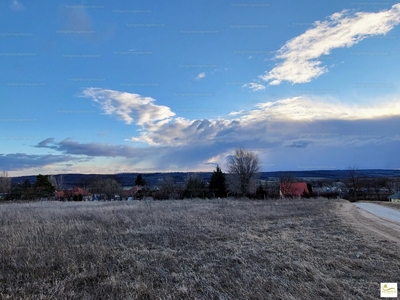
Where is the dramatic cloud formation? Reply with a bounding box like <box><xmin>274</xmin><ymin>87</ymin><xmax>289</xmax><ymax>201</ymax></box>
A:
<box><xmin>80</xmin><ymin>89</ymin><xmax>400</xmax><ymax>149</ymax></box>
<box><xmin>12</xmin><ymin>90</ymin><xmax>400</xmax><ymax>173</ymax></box>
<box><xmin>261</xmin><ymin>3</ymin><xmax>400</xmax><ymax>85</ymax></box>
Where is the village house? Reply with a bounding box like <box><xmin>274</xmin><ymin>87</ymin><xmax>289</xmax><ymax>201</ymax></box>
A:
<box><xmin>55</xmin><ymin>187</ymin><xmax>92</xmax><ymax>201</ymax></box>
<box><xmin>280</xmin><ymin>182</ymin><xmax>309</xmax><ymax>199</ymax></box>
<box><xmin>388</xmin><ymin>191</ymin><xmax>400</xmax><ymax>202</ymax></box>
<box><xmin>121</xmin><ymin>186</ymin><xmax>142</xmax><ymax>200</ymax></box>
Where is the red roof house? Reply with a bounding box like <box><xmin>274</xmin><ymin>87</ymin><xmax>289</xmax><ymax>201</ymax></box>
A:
<box><xmin>54</xmin><ymin>187</ymin><xmax>91</xmax><ymax>200</ymax></box>
<box><xmin>121</xmin><ymin>186</ymin><xmax>142</xmax><ymax>198</ymax></box>
<box><xmin>54</xmin><ymin>190</ymin><xmax>65</xmax><ymax>198</ymax></box>
<box><xmin>70</xmin><ymin>187</ymin><xmax>91</xmax><ymax>196</ymax></box>
<box><xmin>280</xmin><ymin>182</ymin><xmax>309</xmax><ymax>198</ymax></box>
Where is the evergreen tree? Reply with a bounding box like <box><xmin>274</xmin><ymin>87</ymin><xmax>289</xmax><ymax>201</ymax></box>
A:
<box><xmin>209</xmin><ymin>165</ymin><xmax>227</xmax><ymax>198</ymax></box>
<box><xmin>256</xmin><ymin>184</ymin><xmax>266</xmax><ymax>199</ymax></box>
<box><xmin>135</xmin><ymin>174</ymin><xmax>146</xmax><ymax>186</ymax></box>
<box><xmin>35</xmin><ymin>174</ymin><xmax>56</xmax><ymax>197</ymax></box>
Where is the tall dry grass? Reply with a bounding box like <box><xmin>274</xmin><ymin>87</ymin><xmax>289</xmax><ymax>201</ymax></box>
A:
<box><xmin>0</xmin><ymin>199</ymin><xmax>398</xmax><ymax>299</ymax></box>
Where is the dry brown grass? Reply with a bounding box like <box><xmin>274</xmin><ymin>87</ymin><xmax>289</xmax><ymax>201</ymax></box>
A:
<box><xmin>0</xmin><ymin>199</ymin><xmax>399</xmax><ymax>299</ymax></box>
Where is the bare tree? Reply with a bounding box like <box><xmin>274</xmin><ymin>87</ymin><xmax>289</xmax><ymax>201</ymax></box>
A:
<box><xmin>0</xmin><ymin>171</ymin><xmax>11</xmax><ymax>194</ymax></box>
<box><xmin>48</xmin><ymin>175</ymin><xmax>58</xmax><ymax>190</ymax></box>
<box><xmin>346</xmin><ymin>166</ymin><xmax>363</xmax><ymax>202</ymax></box>
<box><xmin>160</xmin><ymin>176</ymin><xmax>182</xmax><ymax>199</ymax></box>
<box><xmin>56</xmin><ymin>175</ymin><xmax>66</xmax><ymax>191</ymax></box>
<box><xmin>226</xmin><ymin>148</ymin><xmax>261</xmax><ymax>196</ymax></box>
<box><xmin>279</xmin><ymin>172</ymin><xmax>296</xmax><ymax>198</ymax></box>
<box><xmin>267</xmin><ymin>179</ymin><xmax>281</xmax><ymax>199</ymax></box>
<box><xmin>90</xmin><ymin>178</ymin><xmax>122</xmax><ymax>200</ymax></box>
<box><xmin>48</xmin><ymin>175</ymin><xmax>66</xmax><ymax>191</ymax></box>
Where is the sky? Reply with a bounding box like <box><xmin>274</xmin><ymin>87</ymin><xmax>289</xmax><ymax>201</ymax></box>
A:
<box><xmin>1</xmin><ymin>0</ymin><xmax>400</xmax><ymax>176</ymax></box>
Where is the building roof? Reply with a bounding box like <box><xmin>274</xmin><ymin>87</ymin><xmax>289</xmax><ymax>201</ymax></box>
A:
<box><xmin>280</xmin><ymin>182</ymin><xmax>309</xmax><ymax>198</ymax></box>
<box><xmin>71</xmin><ymin>187</ymin><xmax>91</xmax><ymax>196</ymax></box>
<box><xmin>54</xmin><ymin>190</ymin><xmax>65</xmax><ymax>198</ymax></box>
<box><xmin>54</xmin><ymin>187</ymin><xmax>91</xmax><ymax>198</ymax></box>
<box><xmin>388</xmin><ymin>192</ymin><xmax>400</xmax><ymax>199</ymax></box>
<box><xmin>121</xmin><ymin>186</ymin><xmax>142</xmax><ymax>197</ymax></box>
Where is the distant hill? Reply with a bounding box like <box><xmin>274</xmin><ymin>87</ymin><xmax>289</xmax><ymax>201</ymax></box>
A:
<box><xmin>10</xmin><ymin>169</ymin><xmax>400</xmax><ymax>188</ymax></box>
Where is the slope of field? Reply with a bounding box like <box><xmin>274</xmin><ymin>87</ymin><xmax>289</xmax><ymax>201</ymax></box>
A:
<box><xmin>0</xmin><ymin>199</ymin><xmax>399</xmax><ymax>299</ymax></box>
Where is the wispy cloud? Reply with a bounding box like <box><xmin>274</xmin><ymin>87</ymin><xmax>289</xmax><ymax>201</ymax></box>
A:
<box><xmin>242</xmin><ymin>82</ymin><xmax>266</xmax><ymax>91</ymax></box>
<box><xmin>63</xmin><ymin>4</ymin><xmax>93</xmax><ymax>32</ymax></box>
<box><xmin>196</xmin><ymin>72</ymin><xmax>206</xmax><ymax>80</ymax></box>
<box><xmin>9</xmin><ymin>0</ymin><xmax>25</xmax><ymax>11</ymax></box>
<box><xmin>36</xmin><ymin>138</ymin><xmax>149</xmax><ymax>158</ymax></box>
<box><xmin>260</xmin><ymin>3</ymin><xmax>400</xmax><ymax>85</ymax></box>
<box><xmin>0</xmin><ymin>153</ymin><xmax>81</xmax><ymax>171</ymax></box>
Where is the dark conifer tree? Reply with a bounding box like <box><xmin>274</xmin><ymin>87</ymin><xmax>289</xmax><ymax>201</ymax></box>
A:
<box><xmin>209</xmin><ymin>165</ymin><xmax>227</xmax><ymax>198</ymax></box>
<box><xmin>135</xmin><ymin>174</ymin><xmax>146</xmax><ymax>186</ymax></box>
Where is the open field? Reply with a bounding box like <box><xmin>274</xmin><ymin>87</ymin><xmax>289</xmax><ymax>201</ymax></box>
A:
<box><xmin>0</xmin><ymin>199</ymin><xmax>399</xmax><ymax>299</ymax></box>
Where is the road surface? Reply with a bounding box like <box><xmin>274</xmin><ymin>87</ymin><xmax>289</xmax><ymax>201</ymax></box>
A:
<box><xmin>337</xmin><ymin>200</ymin><xmax>400</xmax><ymax>244</ymax></box>
<box><xmin>353</xmin><ymin>202</ymin><xmax>400</xmax><ymax>223</ymax></box>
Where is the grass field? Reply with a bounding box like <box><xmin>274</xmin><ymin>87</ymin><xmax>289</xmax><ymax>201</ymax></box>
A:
<box><xmin>0</xmin><ymin>199</ymin><xmax>399</xmax><ymax>299</ymax></box>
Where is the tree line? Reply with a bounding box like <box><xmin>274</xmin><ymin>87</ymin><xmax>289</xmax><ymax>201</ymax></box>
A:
<box><xmin>2</xmin><ymin>150</ymin><xmax>397</xmax><ymax>202</ymax></box>
<box><xmin>0</xmin><ymin>148</ymin><xmax>265</xmax><ymax>201</ymax></box>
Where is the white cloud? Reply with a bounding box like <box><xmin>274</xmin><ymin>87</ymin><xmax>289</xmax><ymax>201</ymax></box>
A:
<box><xmin>242</xmin><ymin>82</ymin><xmax>266</xmax><ymax>91</ymax></box>
<box><xmin>260</xmin><ymin>3</ymin><xmax>400</xmax><ymax>85</ymax></box>
<box><xmin>196</xmin><ymin>72</ymin><xmax>206</xmax><ymax>80</ymax></box>
<box><xmin>9</xmin><ymin>0</ymin><xmax>25</xmax><ymax>11</ymax></box>
<box><xmin>81</xmin><ymin>88</ymin><xmax>175</xmax><ymax>129</ymax></box>
<box><xmin>82</xmin><ymin>88</ymin><xmax>400</xmax><ymax>147</ymax></box>
<box><xmin>76</xmin><ymin>88</ymin><xmax>400</xmax><ymax>171</ymax></box>
<box><xmin>241</xmin><ymin>96</ymin><xmax>400</xmax><ymax>122</ymax></box>
<box><xmin>228</xmin><ymin>110</ymin><xmax>245</xmax><ymax>116</ymax></box>
<box><xmin>124</xmin><ymin>95</ymin><xmax>400</xmax><ymax>146</ymax></box>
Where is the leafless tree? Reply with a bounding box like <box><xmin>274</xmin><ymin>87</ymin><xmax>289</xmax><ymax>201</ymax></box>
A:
<box><xmin>226</xmin><ymin>148</ymin><xmax>261</xmax><ymax>196</ymax></box>
<box><xmin>279</xmin><ymin>172</ymin><xmax>296</xmax><ymax>198</ymax></box>
<box><xmin>57</xmin><ymin>175</ymin><xmax>66</xmax><ymax>190</ymax></box>
<box><xmin>48</xmin><ymin>175</ymin><xmax>58</xmax><ymax>190</ymax></box>
<box><xmin>160</xmin><ymin>176</ymin><xmax>182</xmax><ymax>199</ymax></box>
<box><xmin>90</xmin><ymin>178</ymin><xmax>122</xmax><ymax>200</ymax></box>
<box><xmin>346</xmin><ymin>166</ymin><xmax>363</xmax><ymax>202</ymax></box>
<box><xmin>0</xmin><ymin>171</ymin><xmax>11</xmax><ymax>194</ymax></box>
<box><xmin>48</xmin><ymin>175</ymin><xmax>66</xmax><ymax>191</ymax></box>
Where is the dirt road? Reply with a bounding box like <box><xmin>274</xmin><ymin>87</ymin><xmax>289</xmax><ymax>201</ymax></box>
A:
<box><xmin>337</xmin><ymin>200</ymin><xmax>400</xmax><ymax>245</ymax></box>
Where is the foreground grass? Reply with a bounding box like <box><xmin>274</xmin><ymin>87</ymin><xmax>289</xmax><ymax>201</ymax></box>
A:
<box><xmin>0</xmin><ymin>199</ymin><xmax>399</xmax><ymax>299</ymax></box>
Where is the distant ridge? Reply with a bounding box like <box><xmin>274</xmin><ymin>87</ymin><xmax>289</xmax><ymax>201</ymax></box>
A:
<box><xmin>10</xmin><ymin>169</ymin><xmax>400</xmax><ymax>188</ymax></box>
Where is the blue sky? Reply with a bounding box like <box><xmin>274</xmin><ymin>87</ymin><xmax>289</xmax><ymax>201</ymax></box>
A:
<box><xmin>1</xmin><ymin>0</ymin><xmax>400</xmax><ymax>176</ymax></box>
